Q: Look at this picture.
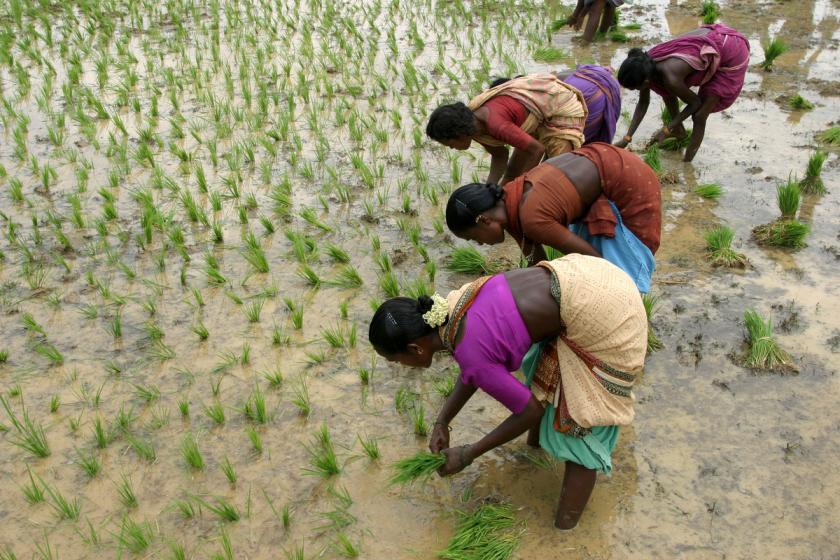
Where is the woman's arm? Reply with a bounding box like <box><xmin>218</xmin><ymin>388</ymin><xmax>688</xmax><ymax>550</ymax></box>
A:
<box><xmin>615</xmin><ymin>87</ymin><xmax>650</xmax><ymax>147</ymax></box>
<box><xmin>502</xmin><ymin>137</ymin><xmax>546</xmax><ymax>184</ymax></box>
<box><xmin>429</xmin><ymin>379</ymin><xmax>478</xmax><ymax>453</ymax></box>
<box><xmin>482</xmin><ymin>143</ymin><xmax>510</xmax><ymax>184</ymax></box>
<box><xmin>438</xmin><ymin>394</ymin><xmax>545</xmax><ymax>475</ymax></box>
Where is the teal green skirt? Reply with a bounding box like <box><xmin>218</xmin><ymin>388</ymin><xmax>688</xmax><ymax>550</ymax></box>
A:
<box><xmin>522</xmin><ymin>343</ymin><xmax>620</xmax><ymax>474</ymax></box>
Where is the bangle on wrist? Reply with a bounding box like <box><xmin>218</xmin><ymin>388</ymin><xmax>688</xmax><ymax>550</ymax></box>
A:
<box><xmin>434</xmin><ymin>421</ymin><xmax>452</xmax><ymax>431</ymax></box>
<box><xmin>662</xmin><ymin>126</ymin><xmax>670</xmax><ymax>136</ymax></box>
<box><xmin>623</xmin><ymin>134</ymin><xmax>632</xmax><ymax>142</ymax></box>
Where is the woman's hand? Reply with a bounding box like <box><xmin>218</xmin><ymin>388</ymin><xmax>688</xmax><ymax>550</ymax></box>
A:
<box><xmin>648</xmin><ymin>129</ymin><xmax>667</xmax><ymax>147</ymax></box>
<box><xmin>438</xmin><ymin>445</ymin><xmax>475</xmax><ymax>476</ymax></box>
<box><xmin>429</xmin><ymin>423</ymin><xmax>450</xmax><ymax>453</ymax></box>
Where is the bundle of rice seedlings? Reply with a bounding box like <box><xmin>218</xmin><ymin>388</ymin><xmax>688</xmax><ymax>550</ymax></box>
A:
<box><xmin>643</xmin><ymin>145</ymin><xmax>662</xmax><ymax>174</ymax></box>
<box><xmin>789</xmin><ymin>94</ymin><xmax>814</xmax><ymax>111</ymax></box>
<box><xmin>776</xmin><ymin>178</ymin><xmax>800</xmax><ymax>218</ymax></box>
<box><xmin>694</xmin><ymin>183</ymin><xmax>723</xmax><ymax>199</ymax></box>
<box><xmin>799</xmin><ymin>151</ymin><xmax>828</xmax><ymax>194</ymax></box>
<box><xmin>761</xmin><ymin>38</ymin><xmax>787</xmax><ymax>71</ymax></box>
<box><xmin>609</xmin><ymin>30</ymin><xmax>629</xmax><ymax>43</ymax></box>
<box><xmin>661</xmin><ymin>130</ymin><xmax>691</xmax><ymax>151</ymax></box>
<box><xmin>446</xmin><ymin>247</ymin><xmax>493</xmax><ymax>275</ymax></box>
<box><xmin>743</xmin><ymin>310</ymin><xmax>794</xmax><ymax>371</ymax></box>
<box><xmin>389</xmin><ymin>451</ymin><xmax>446</xmax><ymax>485</ymax></box>
<box><xmin>532</xmin><ymin>46</ymin><xmax>568</xmax><ymax>62</ymax></box>
<box><xmin>818</xmin><ymin>126</ymin><xmax>840</xmax><ymax>146</ymax></box>
<box><xmin>752</xmin><ymin>219</ymin><xmax>809</xmax><ymax>248</ymax></box>
<box><xmin>439</xmin><ymin>503</ymin><xmax>523</xmax><ymax>560</ymax></box>
<box><xmin>700</xmin><ymin>0</ymin><xmax>719</xmax><ymax>24</ymax></box>
<box><xmin>641</xmin><ymin>293</ymin><xmax>664</xmax><ymax>353</ymax></box>
<box><xmin>704</xmin><ymin>226</ymin><xmax>747</xmax><ymax>268</ymax></box>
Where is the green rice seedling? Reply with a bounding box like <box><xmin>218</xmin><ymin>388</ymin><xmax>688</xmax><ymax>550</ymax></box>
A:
<box><xmin>149</xmin><ymin>340</ymin><xmax>176</xmax><ymax>360</ymax></box>
<box><xmin>115</xmin><ymin>517</ymin><xmax>154</xmax><ymax>553</ymax></box>
<box><xmin>379</xmin><ymin>271</ymin><xmax>400</xmax><ymax>297</ymax></box>
<box><xmin>76</xmin><ymin>449</ymin><xmax>101</xmax><ymax>478</ymax></box>
<box><xmin>106</xmin><ymin>310</ymin><xmax>122</xmax><ymax>339</ymax></box>
<box><xmin>35</xmin><ymin>532</ymin><xmax>58</xmax><ymax>560</ymax></box>
<box><xmin>704</xmin><ymin>226</ymin><xmax>747</xmax><ymax>267</ymax></box>
<box><xmin>195</xmin><ymin>496</ymin><xmax>240</xmax><ymax>522</ymax></box>
<box><xmin>643</xmin><ymin>144</ymin><xmax>662</xmax><ymax>173</ymax></box>
<box><xmin>359</xmin><ymin>435</ymin><xmax>381</xmax><ymax>460</ymax></box>
<box><xmin>175</xmin><ymin>498</ymin><xmax>198</xmax><ymax>519</ymax></box>
<box><xmin>410</xmin><ymin>403</ymin><xmax>429</xmax><ymax>436</ymax></box>
<box><xmin>695</xmin><ymin>183</ymin><xmax>723</xmax><ymax>199</ymax></box>
<box><xmin>182</xmin><ymin>433</ymin><xmax>204</xmax><ymax>470</ymax></box>
<box><xmin>193</xmin><ymin>321</ymin><xmax>210</xmax><ymax>340</ymax></box>
<box><xmin>776</xmin><ymin>178</ymin><xmax>801</xmax><ymax>218</ymax></box>
<box><xmin>41</xmin><ymin>477</ymin><xmax>82</xmax><ymax>520</ymax></box>
<box><xmin>8</xmin><ymin>178</ymin><xmax>24</xmax><ymax>204</ymax></box>
<box><xmin>247</xmin><ymin>426</ymin><xmax>263</xmax><ymax>454</ymax></box>
<box><xmin>304</xmin><ymin>425</ymin><xmax>341</xmax><ymax>477</ymax></box>
<box><xmin>329</xmin><ymin>265</ymin><xmax>364</xmax><ymax>288</ymax></box>
<box><xmin>333</xmin><ymin>533</ymin><xmax>361</xmax><ymax>558</ymax></box>
<box><xmin>93</xmin><ymin>417</ymin><xmax>110</xmax><ymax>448</ymax></box>
<box><xmin>743</xmin><ymin>310</ymin><xmax>793</xmax><ymax>371</ymax></box>
<box><xmin>318</xmin><ymin>506</ymin><xmax>357</xmax><ymax>531</ymax></box>
<box><xmin>753</xmin><ymin>219</ymin><xmax>809</xmax><ymax>248</ymax></box>
<box><xmin>221</xmin><ymin>456</ymin><xmax>237</xmax><ymax>484</ymax></box>
<box><xmin>439</xmin><ymin>503</ymin><xmax>522</xmax><ymax>560</ymax></box>
<box><xmin>447</xmin><ymin>246</ymin><xmax>492</xmax><ymax>274</ymax></box>
<box><xmin>244</xmin><ymin>298</ymin><xmax>264</xmax><ymax>323</ymax></box>
<box><xmin>240</xmin><ymin>342</ymin><xmax>251</xmax><ymax>365</ymax></box>
<box><xmin>244</xmin><ymin>385</ymin><xmax>269</xmax><ymax>424</ymax></box>
<box><xmin>340</xmin><ymin>301</ymin><xmax>350</xmax><ymax>319</ymax></box>
<box><xmin>789</xmin><ymin>94</ymin><xmax>814</xmax><ymax>111</ymax></box>
<box><xmin>134</xmin><ymin>383</ymin><xmax>160</xmax><ymax>403</ymax></box>
<box><xmin>285</xmin><ymin>545</ymin><xmax>305</xmax><ymax>560</ymax></box>
<box><xmin>125</xmin><ymin>433</ymin><xmax>156</xmax><ymax>462</ymax></box>
<box><xmin>178</xmin><ymin>398</ymin><xmax>189</xmax><ymax>417</ymax></box>
<box><xmin>433</xmin><ymin>374</ymin><xmax>457</xmax><ymax>398</ymax></box>
<box><xmin>241</xmin><ymin>232</ymin><xmax>269</xmax><ymax>273</ymax></box>
<box><xmin>300</xmin><ymin>207</ymin><xmax>332</xmax><ymax>232</ymax></box>
<box><xmin>761</xmin><ymin>38</ymin><xmax>787</xmax><ymax>71</ymax></box>
<box><xmin>0</xmin><ymin>350</ymin><xmax>8</xmax><ymax>363</ymax></box>
<box><xmin>21</xmin><ymin>467</ymin><xmax>45</xmax><ymax>503</ymax></box>
<box><xmin>532</xmin><ymin>46</ymin><xmax>568</xmax><ymax>62</ymax></box>
<box><xmin>204</xmin><ymin>401</ymin><xmax>226</xmax><ymax>425</ymax></box>
<box><xmin>800</xmin><ymin>151</ymin><xmax>828</xmax><ymax>194</ymax></box>
<box><xmin>661</xmin><ymin>131</ymin><xmax>691</xmax><ymax>151</ymax></box>
<box><xmin>325</xmin><ymin>243</ymin><xmax>350</xmax><ymax>263</ymax></box>
<box><xmin>116</xmin><ymin>474</ymin><xmax>138</xmax><ymax>508</ymax></box>
<box><xmin>21</xmin><ymin>312</ymin><xmax>46</xmax><ymax>336</ymax></box>
<box><xmin>34</xmin><ymin>342</ymin><xmax>63</xmax><ymax>365</ymax></box>
<box><xmin>297</xmin><ymin>265</ymin><xmax>321</xmax><ymax>287</ymax></box>
<box><xmin>700</xmin><ymin>0</ymin><xmax>719</xmax><ymax>24</ymax></box>
<box><xmin>389</xmin><ymin>451</ymin><xmax>446</xmax><ymax>485</ymax></box>
<box><xmin>263</xmin><ymin>368</ymin><xmax>284</xmax><ymax>387</ymax></box>
<box><xmin>642</xmin><ymin>293</ymin><xmax>664</xmax><ymax>353</ymax></box>
<box><xmin>322</xmin><ymin>324</ymin><xmax>347</xmax><ymax>348</ymax></box>
<box><xmin>305</xmin><ymin>349</ymin><xmax>327</xmax><ymax>365</ymax></box>
<box><xmin>1</xmin><ymin>396</ymin><xmax>50</xmax><ymax>457</ymax></box>
<box><xmin>609</xmin><ymin>30</ymin><xmax>629</xmax><ymax>43</ymax></box>
<box><xmin>169</xmin><ymin>542</ymin><xmax>187</xmax><ymax>560</ymax></box>
<box><xmin>819</xmin><ymin>126</ymin><xmax>840</xmax><ymax>146</ymax></box>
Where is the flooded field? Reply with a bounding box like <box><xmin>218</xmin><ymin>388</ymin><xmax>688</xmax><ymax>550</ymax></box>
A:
<box><xmin>0</xmin><ymin>0</ymin><xmax>838</xmax><ymax>558</ymax></box>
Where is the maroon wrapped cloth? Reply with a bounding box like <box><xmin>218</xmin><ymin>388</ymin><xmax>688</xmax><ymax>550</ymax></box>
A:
<box><xmin>648</xmin><ymin>24</ymin><xmax>750</xmax><ymax>112</ymax></box>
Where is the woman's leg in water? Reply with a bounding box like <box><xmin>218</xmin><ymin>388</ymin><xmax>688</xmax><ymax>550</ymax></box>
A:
<box><xmin>599</xmin><ymin>2</ymin><xmax>615</xmax><ymax>33</ymax></box>
<box><xmin>555</xmin><ymin>461</ymin><xmax>597</xmax><ymax>529</ymax></box>
<box><xmin>582</xmin><ymin>0</ymin><xmax>604</xmax><ymax>42</ymax></box>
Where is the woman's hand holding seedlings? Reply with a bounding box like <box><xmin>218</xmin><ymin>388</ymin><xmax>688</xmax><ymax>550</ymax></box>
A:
<box><xmin>429</xmin><ymin>423</ymin><xmax>450</xmax><ymax>453</ymax></box>
<box><xmin>438</xmin><ymin>445</ymin><xmax>475</xmax><ymax>476</ymax></box>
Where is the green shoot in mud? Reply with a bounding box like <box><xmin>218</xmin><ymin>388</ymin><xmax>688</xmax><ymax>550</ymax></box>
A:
<box><xmin>789</xmin><ymin>94</ymin><xmax>814</xmax><ymax>111</ymax></box>
<box><xmin>221</xmin><ymin>456</ymin><xmax>237</xmax><ymax>484</ymax></box>
<box><xmin>704</xmin><ymin>226</ymin><xmax>747</xmax><ymax>268</ymax></box>
<box><xmin>700</xmin><ymin>0</ymin><xmax>719</xmax><ymax>24</ymax></box>
<box><xmin>752</xmin><ymin>219</ymin><xmax>809</xmax><ymax>248</ymax></box>
<box><xmin>390</xmin><ymin>451</ymin><xmax>446</xmax><ymax>485</ymax></box>
<box><xmin>247</xmin><ymin>426</ymin><xmax>264</xmax><ymax>454</ymax></box>
<box><xmin>776</xmin><ymin>178</ymin><xmax>801</xmax><ymax>218</ymax></box>
<box><xmin>359</xmin><ymin>435</ymin><xmax>381</xmax><ymax>460</ymax></box>
<box><xmin>532</xmin><ymin>46</ymin><xmax>568</xmax><ymax>62</ymax></box>
<box><xmin>643</xmin><ymin>145</ymin><xmax>662</xmax><ymax>174</ymax></box>
<box><xmin>116</xmin><ymin>517</ymin><xmax>155</xmax><ymax>553</ymax></box>
<box><xmin>77</xmin><ymin>449</ymin><xmax>101</xmax><ymax>478</ymax></box>
<box><xmin>333</xmin><ymin>533</ymin><xmax>361</xmax><ymax>558</ymax></box>
<box><xmin>761</xmin><ymin>38</ymin><xmax>787</xmax><ymax>71</ymax></box>
<box><xmin>243</xmin><ymin>384</ymin><xmax>270</xmax><ymax>424</ymax></box>
<box><xmin>195</xmin><ymin>496</ymin><xmax>241</xmax><ymax>522</ymax></box>
<box><xmin>410</xmin><ymin>403</ymin><xmax>430</xmax><ymax>436</ymax></box>
<box><xmin>694</xmin><ymin>183</ymin><xmax>723</xmax><ymax>199</ymax></box>
<box><xmin>116</xmin><ymin>474</ymin><xmax>138</xmax><ymax>509</ymax></box>
<box><xmin>641</xmin><ymin>294</ymin><xmax>664</xmax><ymax>353</ymax></box>
<box><xmin>743</xmin><ymin>310</ymin><xmax>794</xmax><ymax>372</ymax></box>
<box><xmin>291</xmin><ymin>378</ymin><xmax>311</xmax><ymax>416</ymax></box>
<box><xmin>304</xmin><ymin>425</ymin><xmax>341</xmax><ymax>477</ymax></box>
<box><xmin>818</xmin><ymin>126</ymin><xmax>840</xmax><ymax>146</ymax></box>
<box><xmin>182</xmin><ymin>433</ymin><xmax>204</xmax><ymax>470</ymax></box>
<box><xmin>661</xmin><ymin>130</ymin><xmax>691</xmax><ymax>151</ymax></box>
<box><xmin>40</xmin><ymin>476</ymin><xmax>82</xmax><ymax>520</ymax></box>
<box><xmin>21</xmin><ymin>467</ymin><xmax>45</xmax><ymax>504</ymax></box>
<box><xmin>800</xmin><ymin>151</ymin><xmax>828</xmax><ymax>194</ymax></box>
<box><xmin>439</xmin><ymin>503</ymin><xmax>523</xmax><ymax>560</ymax></box>
<box><xmin>1</xmin><ymin>396</ymin><xmax>50</xmax><ymax>458</ymax></box>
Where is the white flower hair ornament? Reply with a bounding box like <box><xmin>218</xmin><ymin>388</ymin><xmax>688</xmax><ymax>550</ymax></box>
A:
<box><xmin>422</xmin><ymin>293</ymin><xmax>449</xmax><ymax>328</ymax></box>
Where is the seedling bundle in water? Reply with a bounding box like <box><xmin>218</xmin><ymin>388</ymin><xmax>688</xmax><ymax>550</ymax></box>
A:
<box><xmin>752</xmin><ymin>179</ymin><xmax>809</xmax><ymax>248</ymax></box>
<box><xmin>743</xmin><ymin>310</ymin><xmax>794</xmax><ymax>372</ymax></box>
<box><xmin>389</xmin><ymin>451</ymin><xmax>446</xmax><ymax>485</ymax></box>
<box><xmin>704</xmin><ymin>225</ymin><xmax>747</xmax><ymax>268</ymax></box>
<box><xmin>439</xmin><ymin>502</ymin><xmax>524</xmax><ymax>560</ymax></box>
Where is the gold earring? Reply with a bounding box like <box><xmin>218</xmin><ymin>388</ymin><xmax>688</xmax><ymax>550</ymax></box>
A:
<box><xmin>475</xmin><ymin>215</ymin><xmax>481</xmax><ymax>224</ymax></box>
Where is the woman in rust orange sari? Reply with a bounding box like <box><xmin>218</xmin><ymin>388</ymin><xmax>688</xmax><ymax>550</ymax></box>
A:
<box><xmin>445</xmin><ymin>143</ymin><xmax>661</xmax><ymax>293</ymax></box>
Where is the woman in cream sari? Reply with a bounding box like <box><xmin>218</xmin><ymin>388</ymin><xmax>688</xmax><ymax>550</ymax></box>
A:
<box><xmin>425</xmin><ymin>74</ymin><xmax>588</xmax><ymax>185</ymax></box>
<box><xmin>368</xmin><ymin>254</ymin><xmax>647</xmax><ymax>529</ymax></box>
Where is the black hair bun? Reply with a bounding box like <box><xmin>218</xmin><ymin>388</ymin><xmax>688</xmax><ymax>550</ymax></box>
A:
<box><xmin>628</xmin><ymin>47</ymin><xmax>646</xmax><ymax>58</ymax></box>
<box><xmin>416</xmin><ymin>295</ymin><xmax>434</xmax><ymax>314</ymax></box>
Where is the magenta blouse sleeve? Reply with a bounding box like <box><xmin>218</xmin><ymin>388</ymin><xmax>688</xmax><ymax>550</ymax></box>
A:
<box><xmin>459</xmin><ymin>362</ymin><xmax>532</xmax><ymax>414</ymax></box>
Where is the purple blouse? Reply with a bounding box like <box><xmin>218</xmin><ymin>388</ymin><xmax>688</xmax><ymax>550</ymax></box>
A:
<box><xmin>452</xmin><ymin>275</ymin><xmax>534</xmax><ymax>414</ymax></box>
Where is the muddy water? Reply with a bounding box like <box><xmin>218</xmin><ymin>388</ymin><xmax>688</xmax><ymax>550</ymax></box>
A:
<box><xmin>0</xmin><ymin>0</ymin><xmax>838</xmax><ymax>558</ymax></box>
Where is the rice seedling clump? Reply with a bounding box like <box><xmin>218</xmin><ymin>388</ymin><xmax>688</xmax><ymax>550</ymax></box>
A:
<box><xmin>743</xmin><ymin>310</ymin><xmax>795</xmax><ymax>372</ymax></box>
<box><xmin>390</xmin><ymin>451</ymin><xmax>446</xmax><ymax>485</ymax></box>
<box><xmin>439</xmin><ymin>502</ymin><xmax>524</xmax><ymax>560</ymax></box>
<box><xmin>704</xmin><ymin>226</ymin><xmax>747</xmax><ymax>268</ymax></box>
